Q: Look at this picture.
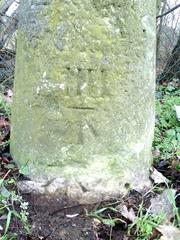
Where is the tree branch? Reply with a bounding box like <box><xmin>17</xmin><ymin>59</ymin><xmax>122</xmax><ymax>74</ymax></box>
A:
<box><xmin>0</xmin><ymin>0</ymin><xmax>14</xmax><ymax>15</ymax></box>
<box><xmin>156</xmin><ymin>3</ymin><xmax>180</xmax><ymax>19</ymax></box>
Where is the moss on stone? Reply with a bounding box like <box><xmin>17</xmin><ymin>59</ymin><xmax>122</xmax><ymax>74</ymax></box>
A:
<box><xmin>11</xmin><ymin>0</ymin><xmax>156</xmax><ymax>194</ymax></box>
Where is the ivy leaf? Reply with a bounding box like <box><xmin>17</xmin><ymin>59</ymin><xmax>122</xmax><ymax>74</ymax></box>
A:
<box><xmin>1</xmin><ymin>186</ymin><xmax>11</xmax><ymax>198</ymax></box>
<box><xmin>19</xmin><ymin>165</ymin><xmax>29</xmax><ymax>175</ymax></box>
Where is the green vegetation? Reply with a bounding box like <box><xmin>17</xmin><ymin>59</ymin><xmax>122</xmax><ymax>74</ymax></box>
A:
<box><xmin>0</xmin><ymin>172</ymin><xmax>30</xmax><ymax>239</ymax></box>
<box><xmin>167</xmin><ymin>189</ymin><xmax>180</xmax><ymax>228</ymax></box>
<box><xmin>128</xmin><ymin>202</ymin><xmax>164</xmax><ymax>240</ymax></box>
<box><xmin>0</xmin><ymin>94</ymin><xmax>11</xmax><ymax>154</ymax></box>
<box><xmin>0</xmin><ymin>94</ymin><xmax>11</xmax><ymax>118</ymax></box>
<box><xmin>153</xmin><ymin>82</ymin><xmax>180</xmax><ymax>162</ymax></box>
<box><xmin>0</xmin><ymin>94</ymin><xmax>29</xmax><ymax>239</ymax></box>
<box><xmin>88</xmin><ymin>206</ymin><xmax>123</xmax><ymax>227</ymax></box>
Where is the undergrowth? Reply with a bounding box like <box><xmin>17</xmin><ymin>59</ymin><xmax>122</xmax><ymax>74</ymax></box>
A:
<box><xmin>0</xmin><ymin>93</ymin><xmax>30</xmax><ymax>239</ymax></box>
<box><xmin>0</xmin><ymin>95</ymin><xmax>11</xmax><ymax>118</ymax></box>
<box><xmin>153</xmin><ymin>82</ymin><xmax>180</xmax><ymax>163</ymax></box>
<box><xmin>128</xmin><ymin>202</ymin><xmax>164</xmax><ymax>240</ymax></box>
<box><xmin>0</xmin><ymin>174</ymin><xmax>30</xmax><ymax>239</ymax></box>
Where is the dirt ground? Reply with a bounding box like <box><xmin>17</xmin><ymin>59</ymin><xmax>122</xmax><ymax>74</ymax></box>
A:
<box><xmin>20</xmin><ymin>190</ymin><xmax>150</xmax><ymax>240</ymax></box>
<box><xmin>23</xmin><ymin>193</ymin><xmax>97</xmax><ymax>240</ymax></box>
<box><xmin>19</xmin><ymin>160</ymin><xmax>180</xmax><ymax>240</ymax></box>
<box><xmin>0</xmin><ymin>152</ymin><xmax>179</xmax><ymax>239</ymax></box>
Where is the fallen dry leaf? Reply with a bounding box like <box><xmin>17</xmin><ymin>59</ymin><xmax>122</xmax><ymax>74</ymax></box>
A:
<box><xmin>150</xmin><ymin>167</ymin><xmax>170</xmax><ymax>184</ymax></box>
<box><xmin>157</xmin><ymin>224</ymin><xmax>180</xmax><ymax>240</ymax></box>
<box><xmin>117</xmin><ymin>205</ymin><xmax>136</xmax><ymax>222</ymax></box>
<box><xmin>0</xmin><ymin>117</ymin><xmax>10</xmax><ymax>129</ymax></box>
<box><xmin>4</xmin><ymin>89</ymin><xmax>13</xmax><ymax>103</ymax></box>
<box><xmin>0</xmin><ymin>117</ymin><xmax>10</xmax><ymax>143</ymax></box>
<box><xmin>152</xmin><ymin>149</ymin><xmax>161</xmax><ymax>158</ymax></box>
<box><xmin>66</xmin><ymin>213</ymin><xmax>79</xmax><ymax>218</ymax></box>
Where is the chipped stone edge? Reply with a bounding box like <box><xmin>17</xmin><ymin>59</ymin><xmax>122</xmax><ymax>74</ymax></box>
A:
<box><xmin>17</xmin><ymin>175</ymin><xmax>152</xmax><ymax>204</ymax></box>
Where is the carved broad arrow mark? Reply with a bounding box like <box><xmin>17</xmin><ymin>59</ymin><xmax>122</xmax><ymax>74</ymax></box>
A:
<box><xmin>62</xmin><ymin>67</ymin><xmax>108</xmax><ymax>144</ymax></box>
<box><xmin>67</xmin><ymin>106</ymin><xmax>98</xmax><ymax>145</ymax></box>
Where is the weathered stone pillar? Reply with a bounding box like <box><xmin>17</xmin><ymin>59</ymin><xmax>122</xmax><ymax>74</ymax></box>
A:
<box><xmin>11</xmin><ymin>0</ymin><xmax>156</xmax><ymax>202</ymax></box>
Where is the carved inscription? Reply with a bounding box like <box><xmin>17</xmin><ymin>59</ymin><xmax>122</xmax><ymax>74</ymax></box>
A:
<box><xmin>38</xmin><ymin>67</ymin><xmax>113</xmax><ymax>98</ymax></box>
<box><xmin>65</xmin><ymin>67</ymin><xmax>112</xmax><ymax>98</ymax></box>
<box><xmin>62</xmin><ymin>67</ymin><xmax>110</xmax><ymax>144</ymax></box>
<box><xmin>38</xmin><ymin>67</ymin><xmax>113</xmax><ymax>144</ymax></box>
<box><xmin>64</xmin><ymin>109</ymin><xmax>99</xmax><ymax>145</ymax></box>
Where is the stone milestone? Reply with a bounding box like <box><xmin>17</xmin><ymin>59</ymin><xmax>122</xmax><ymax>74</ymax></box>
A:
<box><xmin>11</xmin><ymin>0</ymin><xmax>156</xmax><ymax>202</ymax></box>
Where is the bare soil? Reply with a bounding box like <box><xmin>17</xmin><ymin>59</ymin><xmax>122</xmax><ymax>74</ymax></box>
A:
<box><xmin>20</xmin><ymin>190</ymin><xmax>151</xmax><ymax>240</ymax></box>
<box><xmin>23</xmin><ymin>193</ymin><xmax>97</xmax><ymax>240</ymax></box>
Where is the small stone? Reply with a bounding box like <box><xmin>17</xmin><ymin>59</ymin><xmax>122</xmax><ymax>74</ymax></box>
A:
<box><xmin>175</xmin><ymin>105</ymin><xmax>180</xmax><ymax>121</ymax></box>
<box><xmin>149</xmin><ymin>189</ymin><xmax>176</xmax><ymax>220</ymax></box>
<box><xmin>17</xmin><ymin>180</ymin><xmax>46</xmax><ymax>194</ymax></box>
<box><xmin>157</xmin><ymin>224</ymin><xmax>180</xmax><ymax>240</ymax></box>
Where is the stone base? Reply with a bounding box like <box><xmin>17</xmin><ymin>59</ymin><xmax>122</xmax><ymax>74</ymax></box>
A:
<box><xmin>18</xmin><ymin>174</ymin><xmax>151</xmax><ymax>204</ymax></box>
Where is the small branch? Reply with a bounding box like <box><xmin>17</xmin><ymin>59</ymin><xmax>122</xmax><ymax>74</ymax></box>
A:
<box><xmin>156</xmin><ymin>3</ymin><xmax>180</xmax><ymax>19</ymax></box>
<box><xmin>0</xmin><ymin>0</ymin><xmax>14</xmax><ymax>15</ymax></box>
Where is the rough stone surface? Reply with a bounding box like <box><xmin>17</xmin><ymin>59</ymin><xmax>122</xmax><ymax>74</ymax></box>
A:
<box><xmin>150</xmin><ymin>189</ymin><xmax>176</xmax><ymax>220</ymax></box>
<box><xmin>11</xmin><ymin>0</ymin><xmax>156</xmax><ymax>201</ymax></box>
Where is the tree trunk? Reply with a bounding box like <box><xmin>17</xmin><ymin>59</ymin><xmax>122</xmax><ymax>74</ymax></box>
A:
<box><xmin>158</xmin><ymin>34</ymin><xmax>180</xmax><ymax>84</ymax></box>
<box><xmin>0</xmin><ymin>0</ymin><xmax>19</xmax><ymax>49</ymax></box>
<box><xmin>11</xmin><ymin>0</ymin><xmax>156</xmax><ymax>202</ymax></box>
<box><xmin>156</xmin><ymin>0</ymin><xmax>167</xmax><ymax>59</ymax></box>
